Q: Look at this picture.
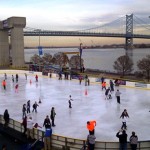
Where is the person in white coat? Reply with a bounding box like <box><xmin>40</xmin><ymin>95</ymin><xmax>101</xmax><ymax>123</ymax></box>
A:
<box><xmin>27</xmin><ymin>116</ymin><xmax>34</xmax><ymax>139</ymax></box>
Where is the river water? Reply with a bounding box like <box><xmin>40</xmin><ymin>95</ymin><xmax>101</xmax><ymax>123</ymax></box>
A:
<box><xmin>24</xmin><ymin>48</ymin><xmax>150</xmax><ymax>72</ymax></box>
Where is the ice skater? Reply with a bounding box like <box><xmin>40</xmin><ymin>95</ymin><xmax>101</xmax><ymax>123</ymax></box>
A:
<box><xmin>110</xmin><ymin>80</ymin><xmax>114</xmax><ymax>91</ymax></box>
<box><xmin>15</xmin><ymin>84</ymin><xmax>19</xmax><ymax>93</ymax></box>
<box><xmin>27</xmin><ymin>100</ymin><xmax>31</xmax><ymax>114</ymax></box>
<box><xmin>12</xmin><ymin>75</ymin><xmax>14</xmax><ymax>82</ymax></box>
<box><xmin>102</xmin><ymin>82</ymin><xmax>106</xmax><ymax>91</ymax></box>
<box><xmin>121</xmin><ymin>116</ymin><xmax>127</xmax><ymax>130</ymax></box>
<box><xmin>115</xmin><ymin>89</ymin><xmax>121</xmax><ymax>104</ymax></box>
<box><xmin>120</xmin><ymin>109</ymin><xmax>129</xmax><ymax>130</ymax></box>
<box><xmin>79</xmin><ymin>75</ymin><xmax>82</xmax><ymax>85</ymax></box>
<box><xmin>32</xmin><ymin>101</ymin><xmax>39</xmax><ymax>113</ymax></box>
<box><xmin>2</xmin><ymin>80</ymin><xmax>6</xmax><ymax>90</ymax></box>
<box><xmin>105</xmin><ymin>87</ymin><xmax>112</xmax><ymax>100</ymax></box>
<box><xmin>120</xmin><ymin>109</ymin><xmax>129</xmax><ymax>118</ymax></box>
<box><xmin>25</xmin><ymin>73</ymin><xmax>27</xmax><ymax>80</ymax></box>
<box><xmin>22</xmin><ymin>104</ymin><xmax>27</xmax><ymax>119</ymax></box>
<box><xmin>4</xmin><ymin>73</ymin><xmax>7</xmax><ymax>80</ymax></box>
<box><xmin>43</xmin><ymin>115</ymin><xmax>51</xmax><ymax>129</ymax></box>
<box><xmin>16</xmin><ymin>74</ymin><xmax>19</xmax><ymax>82</ymax></box>
<box><xmin>101</xmin><ymin>76</ymin><xmax>105</xmax><ymax>84</ymax></box>
<box><xmin>50</xmin><ymin>107</ymin><xmax>56</xmax><ymax>127</ymax></box>
<box><xmin>35</xmin><ymin>74</ymin><xmax>38</xmax><ymax>82</ymax></box>
<box><xmin>68</xmin><ymin>95</ymin><xmax>73</xmax><ymax>108</ymax></box>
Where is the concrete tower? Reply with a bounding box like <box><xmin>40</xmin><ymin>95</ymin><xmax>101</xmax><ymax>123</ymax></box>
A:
<box><xmin>0</xmin><ymin>17</ymin><xmax>26</xmax><ymax>67</ymax></box>
<box><xmin>0</xmin><ymin>21</ymin><xmax>9</xmax><ymax>66</ymax></box>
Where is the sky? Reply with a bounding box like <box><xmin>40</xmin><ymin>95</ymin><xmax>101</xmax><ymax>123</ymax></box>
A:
<box><xmin>0</xmin><ymin>0</ymin><xmax>150</xmax><ymax>46</ymax></box>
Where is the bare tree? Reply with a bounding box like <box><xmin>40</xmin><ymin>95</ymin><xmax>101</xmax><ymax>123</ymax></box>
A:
<box><xmin>42</xmin><ymin>53</ymin><xmax>53</xmax><ymax>65</ymax></box>
<box><xmin>113</xmin><ymin>55</ymin><xmax>133</xmax><ymax>76</ymax></box>
<box><xmin>137</xmin><ymin>55</ymin><xmax>150</xmax><ymax>81</ymax></box>
<box><xmin>69</xmin><ymin>55</ymin><xmax>84</xmax><ymax>69</ymax></box>
<box><xmin>30</xmin><ymin>54</ymin><xmax>43</xmax><ymax>64</ymax></box>
<box><xmin>52</xmin><ymin>52</ymin><xmax>69</xmax><ymax>67</ymax></box>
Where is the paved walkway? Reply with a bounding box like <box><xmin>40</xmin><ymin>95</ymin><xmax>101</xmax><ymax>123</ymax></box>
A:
<box><xmin>0</xmin><ymin>73</ymin><xmax>150</xmax><ymax>142</ymax></box>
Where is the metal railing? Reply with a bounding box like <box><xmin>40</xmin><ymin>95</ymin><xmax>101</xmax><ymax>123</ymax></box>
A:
<box><xmin>0</xmin><ymin>116</ymin><xmax>150</xmax><ymax>150</ymax></box>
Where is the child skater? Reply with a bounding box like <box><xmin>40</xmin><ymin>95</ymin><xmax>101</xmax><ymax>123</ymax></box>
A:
<box><xmin>15</xmin><ymin>84</ymin><xmax>19</xmax><ymax>93</ymax></box>
<box><xmin>68</xmin><ymin>95</ymin><xmax>73</xmax><ymax>108</ymax></box>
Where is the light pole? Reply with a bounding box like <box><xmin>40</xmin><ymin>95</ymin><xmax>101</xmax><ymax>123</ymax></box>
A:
<box><xmin>39</xmin><ymin>29</ymin><xmax>41</xmax><ymax>47</ymax></box>
<box><xmin>79</xmin><ymin>43</ymin><xmax>82</xmax><ymax>72</ymax></box>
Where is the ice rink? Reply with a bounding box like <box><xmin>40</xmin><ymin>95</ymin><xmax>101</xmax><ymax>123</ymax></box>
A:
<box><xmin>0</xmin><ymin>73</ymin><xmax>150</xmax><ymax>142</ymax></box>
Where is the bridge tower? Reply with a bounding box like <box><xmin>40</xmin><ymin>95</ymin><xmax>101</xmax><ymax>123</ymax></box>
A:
<box><xmin>0</xmin><ymin>17</ymin><xmax>26</xmax><ymax>67</ymax></box>
<box><xmin>125</xmin><ymin>14</ymin><xmax>133</xmax><ymax>50</ymax></box>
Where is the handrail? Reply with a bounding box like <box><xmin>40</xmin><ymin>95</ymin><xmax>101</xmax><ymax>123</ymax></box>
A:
<box><xmin>0</xmin><ymin>115</ymin><xmax>150</xmax><ymax>150</ymax></box>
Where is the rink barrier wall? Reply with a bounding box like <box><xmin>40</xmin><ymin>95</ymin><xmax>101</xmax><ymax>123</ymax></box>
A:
<box><xmin>1</xmin><ymin>69</ymin><xmax>150</xmax><ymax>89</ymax></box>
<box><xmin>0</xmin><ymin>115</ymin><xmax>150</xmax><ymax>150</ymax></box>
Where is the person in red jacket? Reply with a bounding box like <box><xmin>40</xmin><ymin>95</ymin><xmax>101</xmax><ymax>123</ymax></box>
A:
<box><xmin>2</xmin><ymin>80</ymin><xmax>6</xmax><ymax>90</ymax></box>
<box><xmin>102</xmin><ymin>82</ymin><xmax>106</xmax><ymax>91</ymax></box>
<box><xmin>87</xmin><ymin>120</ymin><xmax>96</xmax><ymax>135</ymax></box>
<box><xmin>35</xmin><ymin>74</ymin><xmax>38</xmax><ymax>82</ymax></box>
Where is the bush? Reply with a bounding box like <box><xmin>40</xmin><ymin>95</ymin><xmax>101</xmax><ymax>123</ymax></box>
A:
<box><xmin>134</xmin><ymin>71</ymin><xmax>144</xmax><ymax>78</ymax></box>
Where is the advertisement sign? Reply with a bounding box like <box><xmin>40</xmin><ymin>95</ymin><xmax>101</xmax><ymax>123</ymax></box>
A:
<box><xmin>135</xmin><ymin>82</ymin><xmax>147</xmax><ymax>88</ymax></box>
<box><xmin>96</xmin><ymin>78</ymin><xmax>101</xmax><ymax>82</ymax></box>
<box><xmin>38</xmin><ymin>46</ymin><xmax>43</xmax><ymax>55</ymax></box>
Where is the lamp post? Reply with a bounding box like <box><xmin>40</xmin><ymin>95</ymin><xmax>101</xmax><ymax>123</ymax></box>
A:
<box><xmin>38</xmin><ymin>29</ymin><xmax>41</xmax><ymax>47</ymax></box>
<box><xmin>79</xmin><ymin>43</ymin><xmax>82</xmax><ymax>72</ymax></box>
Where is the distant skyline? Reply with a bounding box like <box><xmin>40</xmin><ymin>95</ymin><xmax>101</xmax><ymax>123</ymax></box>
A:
<box><xmin>0</xmin><ymin>0</ymin><xmax>150</xmax><ymax>46</ymax></box>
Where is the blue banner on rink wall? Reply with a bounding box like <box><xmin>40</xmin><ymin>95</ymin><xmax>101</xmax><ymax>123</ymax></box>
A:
<box><xmin>135</xmin><ymin>82</ymin><xmax>147</xmax><ymax>88</ymax></box>
<box><xmin>96</xmin><ymin>78</ymin><xmax>101</xmax><ymax>82</ymax></box>
<box><xmin>38</xmin><ymin>46</ymin><xmax>43</xmax><ymax>55</ymax></box>
<box><xmin>118</xmin><ymin>80</ymin><xmax>126</xmax><ymax>85</ymax></box>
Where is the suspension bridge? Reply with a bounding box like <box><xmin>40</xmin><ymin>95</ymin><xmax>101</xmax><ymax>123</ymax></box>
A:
<box><xmin>24</xmin><ymin>14</ymin><xmax>150</xmax><ymax>50</ymax></box>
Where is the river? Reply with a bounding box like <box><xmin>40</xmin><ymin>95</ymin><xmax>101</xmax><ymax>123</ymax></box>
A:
<box><xmin>24</xmin><ymin>48</ymin><xmax>150</xmax><ymax>72</ymax></box>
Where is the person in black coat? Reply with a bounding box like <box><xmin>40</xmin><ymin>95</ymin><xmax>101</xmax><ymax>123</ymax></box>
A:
<box><xmin>50</xmin><ymin>107</ymin><xmax>56</xmax><ymax>127</ymax></box>
<box><xmin>3</xmin><ymin>109</ymin><xmax>9</xmax><ymax>128</ymax></box>
<box><xmin>43</xmin><ymin>115</ymin><xmax>51</xmax><ymax>129</ymax></box>
<box><xmin>27</xmin><ymin>100</ymin><xmax>30</xmax><ymax>114</ymax></box>
<box><xmin>116</xmin><ymin>130</ymin><xmax>128</xmax><ymax>150</ymax></box>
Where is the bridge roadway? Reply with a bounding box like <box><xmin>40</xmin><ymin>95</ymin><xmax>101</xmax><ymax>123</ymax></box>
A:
<box><xmin>0</xmin><ymin>73</ymin><xmax>150</xmax><ymax>141</ymax></box>
<box><xmin>23</xmin><ymin>31</ymin><xmax>150</xmax><ymax>39</ymax></box>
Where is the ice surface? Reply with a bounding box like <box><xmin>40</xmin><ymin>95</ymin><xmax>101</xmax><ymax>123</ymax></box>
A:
<box><xmin>0</xmin><ymin>73</ymin><xmax>150</xmax><ymax>142</ymax></box>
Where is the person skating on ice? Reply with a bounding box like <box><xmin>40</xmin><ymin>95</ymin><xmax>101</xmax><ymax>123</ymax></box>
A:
<box><xmin>32</xmin><ymin>101</ymin><xmax>39</xmax><ymax>113</ymax></box>
<box><xmin>35</xmin><ymin>74</ymin><xmax>38</xmax><ymax>82</ymax></box>
<box><xmin>27</xmin><ymin>100</ymin><xmax>31</xmax><ymax>114</ymax></box>
<box><xmin>12</xmin><ymin>75</ymin><xmax>14</xmax><ymax>82</ymax></box>
<box><xmin>120</xmin><ymin>109</ymin><xmax>129</xmax><ymax>118</ymax></box>
<box><xmin>115</xmin><ymin>89</ymin><xmax>121</xmax><ymax>104</ymax></box>
<box><xmin>22</xmin><ymin>104</ymin><xmax>27</xmax><ymax>119</ymax></box>
<box><xmin>121</xmin><ymin>116</ymin><xmax>127</xmax><ymax>130</ymax></box>
<box><xmin>43</xmin><ymin>115</ymin><xmax>51</xmax><ymax>129</ymax></box>
<box><xmin>16</xmin><ymin>74</ymin><xmax>19</xmax><ymax>82</ymax></box>
<box><xmin>15</xmin><ymin>84</ymin><xmax>19</xmax><ymax>93</ymax></box>
<box><xmin>102</xmin><ymin>82</ymin><xmax>106</xmax><ymax>91</ymax></box>
<box><xmin>50</xmin><ymin>107</ymin><xmax>56</xmax><ymax>127</ymax></box>
<box><xmin>120</xmin><ymin>109</ymin><xmax>129</xmax><ymax>130</ymax></box>
<box><xmin>2</xmin><ymin>80</ymin><xmax>6</xmax><ymax>90</ymax></box>
<box><xmin>68</xmin><ymin>95</ymin><xmax>73</xmax><ymax>108</ymax></box>
<box><xmin>105</xmin><ymin>87</ymin><xmax>111</xmax><ymax>100</ymax></box>
<box><xmin>4</xmin><ymin>73</ymin><xmax>7</xmax><ymax>80</ymax></box>
<box><xmin>110</xmin><ymin>80</ymin><xmax>114</xmax><ymax>91</ymax></box>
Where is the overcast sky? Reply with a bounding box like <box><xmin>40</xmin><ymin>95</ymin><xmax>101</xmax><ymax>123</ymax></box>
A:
<box><xmin>0</xmin><ymin>0</ymin><xmax>150</xmax><ymax>30</ymax></box>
